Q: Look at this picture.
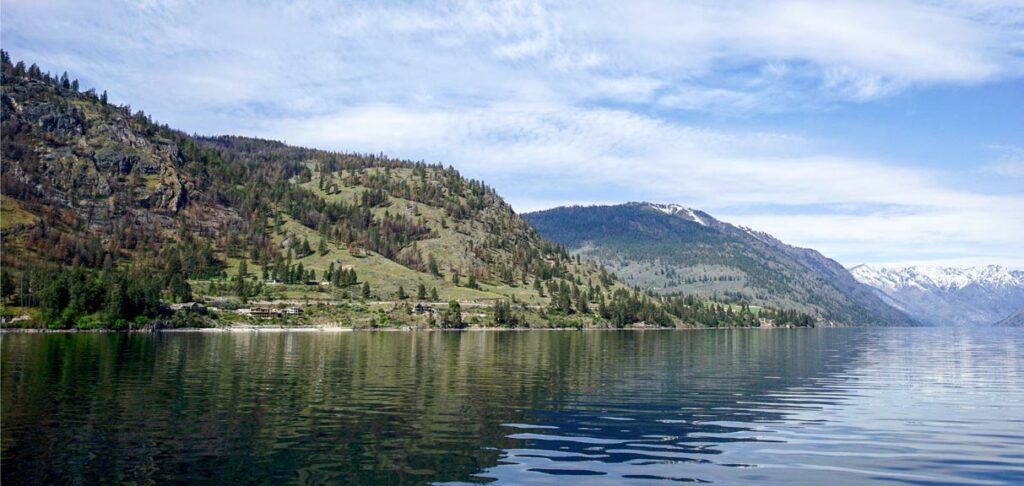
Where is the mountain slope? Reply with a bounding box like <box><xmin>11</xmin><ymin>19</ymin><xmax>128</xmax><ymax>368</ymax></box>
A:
<box><xmin>851</xmin><ymin>265</ymin><xmax>1024</xmax><ymax>326</ymax></box>
<box><xmin>524</xmin><ymin>203</ymin><xmax>919</xmax><ymax>326</ymax></box>
<box><xmin>0</xmin><ymin>52</ymin><xmax>645</xmax><ymax>329</ymax></box>
<box><xmin>995</xmin><ymin>307</ymin><xmax>1024</xmax><ymax>327</ymax></box>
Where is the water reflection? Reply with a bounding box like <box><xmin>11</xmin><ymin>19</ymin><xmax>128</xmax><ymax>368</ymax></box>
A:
<box><xmin>3</xmin><ymin>329</ymin><xmax>1023</xmax><ymax>485</ymax></box>
<box><xmin>467</xmin><ymin>329</ymin><xmax>1024</xmax><ymax>485</ymax></box>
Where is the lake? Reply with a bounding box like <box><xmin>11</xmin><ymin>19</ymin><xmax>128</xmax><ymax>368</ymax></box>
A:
<box><xmin>2</xmin><ymin>328</ymin><xmax>1023</xmax><ymax>485</ymax></box>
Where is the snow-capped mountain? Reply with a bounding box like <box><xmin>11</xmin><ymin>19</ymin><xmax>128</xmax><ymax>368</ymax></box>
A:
<box><xmin>850</xmin><ymin>265</ymin><xmax>1024</xmax><ymax>326</ymax></box>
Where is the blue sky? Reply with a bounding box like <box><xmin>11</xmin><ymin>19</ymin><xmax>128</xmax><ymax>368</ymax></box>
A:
<box><xmin>3</xmin><ymin>0</ymin><xmax>1022</xmax><ymax>269</ymax></box>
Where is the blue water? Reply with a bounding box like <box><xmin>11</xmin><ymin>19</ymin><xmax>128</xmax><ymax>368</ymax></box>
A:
<box><xmin>3</xmin><ymin>328</ymin><xmax>1023</xmax><ymax>484</ymax></box>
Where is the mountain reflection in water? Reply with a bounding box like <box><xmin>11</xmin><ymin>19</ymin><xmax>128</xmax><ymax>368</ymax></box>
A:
<box><xmin>3</xmin><ymin>329</ymin><xmax>1023</xmax><ymax>485</ymax></box>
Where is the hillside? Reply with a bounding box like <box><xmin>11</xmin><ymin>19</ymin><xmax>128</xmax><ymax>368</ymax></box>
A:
<box><xmin>0</xmin><ymin>53</ymin><xmax>828</xmax><ymax>330</ymax></box>
<box><xmin>524</xmin><ymin>203</ymin><xmax>919</xmax><ymax>326</ymax></box>
<box><xmin>995</xmin><ymin>307</ymin><xmax>1024</xmax><ymax>327</ymax></box>
<box><xmin>851</xmin><ymin>265</ymin><xmax>1024</xmax><ymax>326</ymax></box>
<box><xmin>0</xmin><ymin>52</ymin><xmax>659</xmax><ymax>329</ymax></box>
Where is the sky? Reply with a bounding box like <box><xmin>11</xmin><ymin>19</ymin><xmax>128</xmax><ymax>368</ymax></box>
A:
<box><xmin>3</xmin><ymin>0</ymin><xmax>1023</xmax><ymax>269</ymax></box>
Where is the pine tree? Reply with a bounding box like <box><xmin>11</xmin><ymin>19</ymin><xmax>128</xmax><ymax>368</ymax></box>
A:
<box><xmin>0</xmin><ymin>269</ymin><xmax>14</xmax><ymax>299</ymax></box>
<box><xmin>442</xmin><ymin>300</ymin><xmax>463</xmax><ymax>328</ymax></box>
<box><xmin>428</xmin><ymin>254</ymin><xmax>440</xmax><ymax>276</ymax></box>
<box><xmin>575</xmin><ymin>290</ymin><xmax>589</xmax><ymax>314</ymax></box>
<box><xmin>361</xmin><ymin>281</ymin><xmax>371</xmax><ymax>299</ymax></box>
<box><xmin>169</xmin><ymin>274</ymin><xmax>192</xmax><ymax>303</ymax></box>
<box><xmin>493</xmin><ymin>300</ymin><xmax>516</xmax><ymax>327</ymax></box>
<box><xmin>417</xmin><ymin>283</ymin><xmax>427</xmax><ymax>300</ymax></box>
<box><xmin>235</xmin><ymin>261</ymin><xmax>249</xmax><ymax>303</ymax></box>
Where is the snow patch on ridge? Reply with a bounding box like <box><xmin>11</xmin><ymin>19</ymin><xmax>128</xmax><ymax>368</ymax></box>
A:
<box><xmin>685</xmin><ymin>208</ymin><xmax>706</xmax><ymax>226</ymax></box>
<box><xmin>648</xmin><ymin>203</ymin><xmax>707</xmax><ymax>226</ymax></box>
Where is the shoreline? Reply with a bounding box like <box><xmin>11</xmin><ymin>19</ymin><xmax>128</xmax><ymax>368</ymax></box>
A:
<box><xmin>0</xmin><ymin>324</ymin><xmax>812</xmax><ymax>334</ymax></box>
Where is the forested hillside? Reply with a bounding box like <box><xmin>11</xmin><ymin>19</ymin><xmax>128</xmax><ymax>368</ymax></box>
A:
<box><xmin>0</xmin><ymin>52</ymin><xmax>814</xmax><ymax>330</ymax></box>
<box><xmin>525</xmin><ymin>203</ymin><xmax>919</xmax><ymax>326</ymax></box>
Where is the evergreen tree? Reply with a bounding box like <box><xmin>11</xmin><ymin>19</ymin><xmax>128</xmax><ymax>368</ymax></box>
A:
<box><xmin>0</xmin><ymin>269</ymin><xmax>13</xmax><ymax>299</ymax></box>
<box><xmin>442</xmin><ymin>300</ymin><xmax>463</xmax><ymax>329</ymax></box>
<box><xmin>493</xmin><ymin>300</ymin><xmax>517</xmax><ymax>327</ymax></box>
<box><xmin>235</xmin><ymin>260</ymin><xmax>249</xmax><ymax>303</ymax></box>
<box><xmin>168</xmin><ymin>274</ymin><xmax>192</xmax><ymax>303</ymax></box>
<box><xmin>428</xmin><ymin>254</ymin><xmax>440</xmax><ymax>276</ymax></box>
<box><xmin>575</xmin><ymin>290</ymin><xmax>589</xmax><ymax>314</ymax></box>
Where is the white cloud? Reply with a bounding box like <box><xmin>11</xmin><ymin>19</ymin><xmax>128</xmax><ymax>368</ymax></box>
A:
<box><xmin>988</xmin><ymin>162</ymin><xmax>1024</xmax><ymax>178</ymax></box>
<box><xmin>5</xmin><ymin>0</ymin><xmax>1022</xmax><ymax>118</ymax></box>
<box><xmin>246</xmin><ymin>102</ymin><xmax>1024</xmax><ymax>268</ymax></box>
<box><xmin>983</xmin><ymin>145</ymin><xmax>1024</xmax><ymax>178</ymax></box>
<box><xmin>2</xmin><ymin>0</ymin><xmax>1022</xmax><ymax>267</ymax></box>
<box><xmin>723</xmin><ymin>204</ymin><xmax>1024</xmax><ymax>268</ymax></box>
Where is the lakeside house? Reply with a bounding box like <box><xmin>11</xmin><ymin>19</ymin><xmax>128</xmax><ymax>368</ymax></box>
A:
<box><xmin>234</xmin><ymin>307</ymin><xmax>303</xmax><ymax>318</ymax></box>
<box><xmin>249</xmin><ymin>308</ymin><xmax>282</xmax><ymax>318</ymax></box>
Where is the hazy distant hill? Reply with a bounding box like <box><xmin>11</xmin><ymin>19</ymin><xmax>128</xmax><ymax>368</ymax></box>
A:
<box><xmin>995</xmin><ymin>307</ymin><xmax>1024</xmax><ymax>327</ymax></box>
<box><xmin>524</xmin><ymin>203</ymin><xmax>919</xmax><ymax>326</ymax></box>
<box><xmin>851</xmin><ymin>265</ymin><xmax>1024</xmax><ymax>326</ymax></box>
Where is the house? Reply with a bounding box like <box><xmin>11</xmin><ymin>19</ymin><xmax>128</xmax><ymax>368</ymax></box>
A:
<box><xmin>283</xmin><ymin>307</ymin><xmax>302</xmax><ymax>315</ymax></box>
<box><xmin>413</xmin><ymin>303</ymin><xmax>434</xmax><ymax>314</ymax></box>
<box><xmin>249</xmin><ymin>307</ymin><xmax>282</xmax><ymax>318</ymax></box>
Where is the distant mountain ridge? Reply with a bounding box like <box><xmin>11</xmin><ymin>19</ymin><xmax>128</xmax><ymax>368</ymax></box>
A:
<box><xmin>995</xmin><ymin>307</ymin><xmax>1024</xmax><ymax>327</ymax></box>
<box><xmin>851</xmin><ymin>265</ymin><xmax>1024</xmax><ymax>326</ymax></box>
<box><xmin>524</xmin><ymin>202</ymin><xmax>919</xmax><ymax>326</ymax></box>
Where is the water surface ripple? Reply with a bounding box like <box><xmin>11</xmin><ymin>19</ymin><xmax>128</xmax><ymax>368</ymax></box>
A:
<box><xmin>2</xmin><ymin>328</ymin><xmax>1022</xmax><ymax>484</ymax></box>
